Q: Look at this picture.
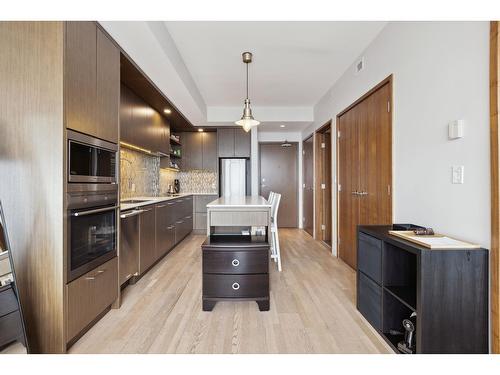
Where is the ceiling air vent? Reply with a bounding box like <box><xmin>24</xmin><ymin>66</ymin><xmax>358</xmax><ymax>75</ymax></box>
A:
<box><xmin>355</xmin><ymin>57</ymin><xmax>365</xmax><ymax>75</ymax></box>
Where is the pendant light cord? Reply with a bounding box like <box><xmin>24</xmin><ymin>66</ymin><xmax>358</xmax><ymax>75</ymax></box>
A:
<box><xmin>246</xmin><ymin>62</ymin><xmax>249</xmax><ymax>99</ymax></box>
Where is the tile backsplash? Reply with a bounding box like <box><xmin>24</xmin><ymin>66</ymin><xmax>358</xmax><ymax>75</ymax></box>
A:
<box><xmin>120</xmin><ymin>148</ymin><xmax>218</xmax><ymax>198</ymax></box>
<box><xmin>120</xmin><ymin>149</ymin><xmax>159</xmax><ymax>199</ymax></box>
<box><xmin>177</xmin><ymin>170</ymin><xmax>218</xmax><ymax>194</ymax></box>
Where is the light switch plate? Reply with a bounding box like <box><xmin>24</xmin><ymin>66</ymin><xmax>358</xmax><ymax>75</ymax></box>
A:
<box><xmin>452</xmin><ymin>166</ymin><xmax>464</xmax><ymax>184</ymax></box>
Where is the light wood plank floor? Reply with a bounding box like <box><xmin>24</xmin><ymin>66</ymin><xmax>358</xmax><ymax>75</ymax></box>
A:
<box><xmin>69</xmin><ymin>229</ymin><xmax>391</xmax><ymax>354</ymax></box>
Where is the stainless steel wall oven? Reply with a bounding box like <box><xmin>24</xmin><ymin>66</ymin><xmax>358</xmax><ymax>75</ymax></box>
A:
<box><xmin>66</xmin><ymin>184</ymin><xmax>118</xmax><ymax>282</ymax></box>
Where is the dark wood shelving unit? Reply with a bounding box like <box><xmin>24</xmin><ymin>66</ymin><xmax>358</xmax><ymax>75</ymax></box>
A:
<box><xmin>357</xmin><ymin>225</ymin><xmax>489</xmax><ymax>354</ymax></box>
<box><xmin>384</xmin><ymin>285</ymin><xmax>416</xmax><ymax>311</ymax></box>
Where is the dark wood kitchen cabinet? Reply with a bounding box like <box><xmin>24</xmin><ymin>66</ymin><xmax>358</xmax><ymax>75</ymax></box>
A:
<box><xmin>66</xmin><ymin>257</ymin><xmax>118</xmax><ymax>344</ymax></box>
<box><xmin>217</xmin><ymin>128</ymin><xmax>250</xmax><ymax>158</ymax></box>
<box><xmin>155</xmin><ymin>202</ymin><xmax>175</xmax><ymax>260</ymax></box>
<box><xmin>202</xmin><ymin>132</ymin><xmax>217</xmax><ymax>170</ymax></box>
<box><xmin>65</xmin><ymin>22</ymin><xmax>119</xmax><ymax>143</ymax></box>
<box><xmin>96</xmin><ymin>28</ymin><xmax>119</xmax><ymax>143</ymax></box>
<box><xmin>65</xmin><ymin>21</ymin><xmax>97</xmax><ymax>139</ymax></box>
<box><xmin>181</xmin><ymin>132</ymin><xmax>217</xmax><ymax>171</ymax></box>
<box><xmin>120</xmin><ymin>83</ymin><xmax>170</xmax><ymax>155</ymax></box>
<box><xmin>139</xmin><ymin>206</ymin><xmax>156</xmax><ymax>274</ymax></box>
<box><xmin>182</xmin><ymin>132</ymin><xmax>203</xmax><ymax>170</ymax></box>
<box><xmin>234</xmin><ymin>128</ymin><xmax>251</xmax><ymax>157</ymax></box>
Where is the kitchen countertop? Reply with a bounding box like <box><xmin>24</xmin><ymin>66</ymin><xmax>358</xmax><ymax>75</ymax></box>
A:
<box><xmin>120</xmin><ymin>192</ymin><xmax>218</xmax><ymax>211</ymax></box>
<box><xmin>206</xmin><ymin>195</ymin><xmax>271</xmax><ymax>208</ymax></box>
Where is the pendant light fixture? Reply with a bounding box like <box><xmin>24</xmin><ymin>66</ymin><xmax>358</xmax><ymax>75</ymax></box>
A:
<box><xmin>235</xmin><ymin>52</ymin><xmax>260</xmax><ymax>132</ymax></box>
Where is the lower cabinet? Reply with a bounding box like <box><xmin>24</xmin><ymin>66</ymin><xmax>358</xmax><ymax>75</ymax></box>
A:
<box><xmin>66</xmin><ymin>257</ymin><xmax>118</xmax><ymax>343</ymax></box>
<box><xmin>139</xmin><ymin>206</ymin><xmax>156</xmax><ymax>274</ymax></box>
<box><xmin>357</xmin><ymin>271</ymin><xmax>382</xmax><ymax>331</ymax></box>
<box><xmin>193</xmin><ymin>194</ymin><xmax>217</xmax><ymax>234</ymax></box>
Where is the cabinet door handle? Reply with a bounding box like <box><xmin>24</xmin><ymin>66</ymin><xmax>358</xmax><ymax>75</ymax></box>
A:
<box><xmin>231</xmin><ymin>259</ymin><xmax>240</xmax><ymax>267</ymax></box>
<box><xmin>231</xmin><ymin>282</ymin><xmax>240</xmax><ymax>290</ymax></box>
<box><xmin>167</xmin><ymin>202</ymin><xmax>175</xmax><ymax>205</ymax></box>
<box><xmin>167</xmin><ymin>225</ymin><xmax>174</xmax><ymax>230</ymax></box>
<box><xmin>95</xmin><ymin>269</ymin><xmax>106</xmax><ymax>277</ymax></box>
<box><xmin>85</xmin><ymin>276</ymin><xmax>95</xmax><ymax>281</ymax></box>
<box><xmin>157</xmin><ymin>204</ymin><xmax>167</xmax><ymax>208</ymax></box>
<box><xmin>176</xmin><ymin>220</ymin><xmax>184</xmax><ymax>224</ymax></box>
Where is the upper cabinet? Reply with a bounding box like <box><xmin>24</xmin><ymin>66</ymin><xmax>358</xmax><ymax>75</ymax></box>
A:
<box><xmin>65</xmin><ymin>22</ymin><xmax>119</xmax><ymax>143</ymax></box>
<box><xmin>181</xmin><ymin>132</ymin><xmax>217</xmax><ymax>171</ymax></box>
<box><xmin>120</xmin><ymin>83</ymin><xmax>170</xmax><ymax>155</ymax></box>
<box><xmin>234</xmin><ymin>128</ymin><xmax>251</xmax><ymax>157</ymax></box>
<box><xmin>202</xmin><ymin>132</ymin><xmax>217</xmax><ymax>170</ymax></box>
<box><xmin>217</xmin><ymin>128</ymin><xmax>251</xmax><ymax>158</ymax></box>
<box><xmin>96</xmin><ymin>28</ymin><xmax>119</xmax><ymax>143</ymax></box>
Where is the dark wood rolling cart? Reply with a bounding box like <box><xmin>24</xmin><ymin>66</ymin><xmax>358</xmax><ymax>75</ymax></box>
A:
<box><xmin>201</xmin><ymin>236</ymin><xmax>270</xmax><ymax>312</ymax></box>
<box><xmin>357</xmin><ymin>224</ymin><xmax>489</xmax><ymax>354</ymax></box>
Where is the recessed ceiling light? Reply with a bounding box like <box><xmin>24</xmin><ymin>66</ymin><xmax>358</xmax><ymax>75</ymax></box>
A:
<box><xmin>280</xmin><ymin>125</ymin><xmax>286</xmax><ymax>128</ymax></box>
<box><xmin>164</xmin><ymin>108</ymin><xmax>172</xmax><ymax>114</ymax></box>
<box><xmin>198</xmin><ymin>128</ymin><xmax>204</xmax><ymax>132</ymax></box>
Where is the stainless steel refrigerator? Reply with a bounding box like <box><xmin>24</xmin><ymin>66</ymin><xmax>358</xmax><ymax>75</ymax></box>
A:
<box><xmin>219</xmin><ymin>158</ymin><xmax>251</xmax><ymax>197</ymax></box>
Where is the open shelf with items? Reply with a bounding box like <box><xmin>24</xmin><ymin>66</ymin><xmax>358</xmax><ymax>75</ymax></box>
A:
<box><xmin>382</xmin><ymin>288</ymin><xmax>416</xmax><ymax>353</ymax></box>
<box><xmin>356</xmin><ymin>225</ymin><xmax>488</xmax><ymax>354</ymax></box>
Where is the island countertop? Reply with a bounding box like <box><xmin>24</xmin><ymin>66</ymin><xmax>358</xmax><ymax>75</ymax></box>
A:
<box><xmin>207</xmin><ymin>195</ymin><xmax>271</xmax><ymax>208</ymax></box>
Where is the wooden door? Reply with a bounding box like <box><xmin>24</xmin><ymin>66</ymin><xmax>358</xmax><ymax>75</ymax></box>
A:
<box><xmin>259</xmin><ymin>143</ymin><xmax>298</xmax><ymax>227</ymax></box>
<box><xmin>302</xmin><ymin>136</ymin><xmax>314</xmax><ymax>236</ymax></box>
<box><xmin>65</xmin><ymin>21</ymin><xmax>97</xmax><ymax>137</ymax></box>
<box><xmin>359</xmin><ymin>83</ymin><xmax>392</xmax><ymax>226</ymax></box>
<box><xmin>202</xmin><ymin>132</ymin><xmax>217</xmax><ymax>171</ymax></box>
<box><xmin>119</xmin><ymin>84</ymin><xmax>134</xmax><ymax>144</ymax></box>
<box><xmin>96</xmin><ymin>28</ymin><xmax>119</xmax><ymax>143</ymax></box>
<box><xmin>314</xmin><ymin>126</ymin><xmax>333</xmax><ymax>244</ymax></box>
<box><xmin>234</xmin><ymin>128</ymin><xmax>251</xmax><ymax>157</ymax></box>
<box><xmin>217</xmin><ymin>128</ymin><xmax>234</xmax><ymax>157</ymax></box>
<box><xmin>337</xmin><ymin>80</ymin><xmax>392</xmax><ymax>269</ymax></box>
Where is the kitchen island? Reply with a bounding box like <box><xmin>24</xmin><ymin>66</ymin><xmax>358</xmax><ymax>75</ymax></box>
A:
<box><xmin>203</xmin><ymin>196</ymin><xmax>271</xmax><ymax>311</ymax></box>
<box><xmin>206</xmin><ymin>196</ymin><xmax>272</xmax><ymax>242</ymax></box>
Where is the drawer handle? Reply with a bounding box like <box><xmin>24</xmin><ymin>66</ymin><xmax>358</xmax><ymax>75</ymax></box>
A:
<box><xmin>85</xmin><ymin>276</ymin><xmax>95</xmax><ymax>281</ymax></box>
<box><xmin>176</xmin><ymin>220</ymin><xmax>184</xmax><ymax>224</ymax></box>
<box><xmin>167</xmin><ymin>225</ymin><xmax>174</xmax><ymax>230</ymax></box>
<box><xmin>231</xmin><ymin>259</ymin><xmax>240</xmax><ymax>267</ymax></box>
<box><xmin>157</xmin><ymin>204</ymin><xmax>167</xmax><ymax>208</ymax></box>
<box><xmin>232</xmin><ymin>282</ymin><xmax>240</xmax><ymax>290</ymax></box>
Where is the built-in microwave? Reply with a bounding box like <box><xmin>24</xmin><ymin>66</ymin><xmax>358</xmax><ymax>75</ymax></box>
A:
<box><xmin>67</xmin><ymin>129</ymin><xmax>118</xmax><ymax>184</ymax></box>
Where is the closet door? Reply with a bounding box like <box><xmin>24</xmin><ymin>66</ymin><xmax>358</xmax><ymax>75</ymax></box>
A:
<box><xmin>337</xmin><ymin>80</ymin><xmax>392</xmax><ymax>270</ymax></box>
<box><xmin>358</xmin><ymin>83</ymin><xmax>392</xmax><ymax>226</ymax></box>
<box><xmin>338</xmin><ymin>106</ymin><xmax>361</xmax><ymax>269</ymax></box>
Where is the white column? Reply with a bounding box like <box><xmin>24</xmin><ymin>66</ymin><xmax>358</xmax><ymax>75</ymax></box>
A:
<box><xmin>250</xmin><ymin>127</ymin><xmax>259</xmax><ymax>196</ymax></box>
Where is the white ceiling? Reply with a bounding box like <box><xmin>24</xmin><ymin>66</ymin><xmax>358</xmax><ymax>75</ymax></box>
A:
<box><xmin>165</xmin><ymin>21</ymin><xmax>387</xmax><ymax>107</ymax></box>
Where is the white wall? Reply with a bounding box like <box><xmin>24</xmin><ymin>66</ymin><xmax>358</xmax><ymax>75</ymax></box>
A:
<box><xmin>304</xmin><ymin>21</ymin><xmax>490</xmax><ymax>248</ymax></box>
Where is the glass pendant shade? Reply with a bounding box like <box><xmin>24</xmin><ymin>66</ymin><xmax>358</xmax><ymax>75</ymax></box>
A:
<box><xmin>235</xmin><ymin>98</ymin><xmax>260</xmax><ymax>132</ymax></box>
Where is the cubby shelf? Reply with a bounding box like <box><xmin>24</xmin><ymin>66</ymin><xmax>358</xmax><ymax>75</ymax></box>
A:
<box><xmin>384</xmin><ymin>285</ymin><xmax>416</xmax><ymax>312</ymax></box>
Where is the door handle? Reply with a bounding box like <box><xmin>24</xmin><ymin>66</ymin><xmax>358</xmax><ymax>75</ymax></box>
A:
<box><xmin>358</xmin><ymin>191</ymin><xmax>368</xmax><ymax>196</ymax></box>
<box><xmin>351</xmin><ymin>191</ymin><xmax>359</xmax><ymax>196</ymax></box>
